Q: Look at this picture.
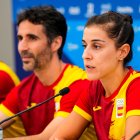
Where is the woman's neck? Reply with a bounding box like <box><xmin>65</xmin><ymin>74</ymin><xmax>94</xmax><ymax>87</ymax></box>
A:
<box><xmin>100</xmin><ymin>67</ymin><xmax>129</xmax><ymax>97</ymax></box>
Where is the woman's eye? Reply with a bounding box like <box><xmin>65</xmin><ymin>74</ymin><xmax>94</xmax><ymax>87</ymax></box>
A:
<box><xmin>82</xmin><ymin>44</ymin><xmax>87</xmax><ymax>48</ymax></box>
<box><xmin>94</xmin><ymin>45</ymin><xmax>100</xmax><ymax>49</ymax></box>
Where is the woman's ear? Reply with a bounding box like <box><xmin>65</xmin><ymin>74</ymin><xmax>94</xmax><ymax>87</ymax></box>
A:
<box><xmin>118</xmin><ymin>43</ymin><xmax>130</xmax><ymax>61</ymax></box>
<box><xmin>51</xmin><ymin>36</ymin><xmax>63</xmax><ymax>52</ymax></box>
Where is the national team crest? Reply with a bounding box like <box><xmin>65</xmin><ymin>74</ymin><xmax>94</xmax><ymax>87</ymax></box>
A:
<box><xmin>116</xmin><ymin>98</ymin><xmax>124</xmax><ymax>118</ymax></box>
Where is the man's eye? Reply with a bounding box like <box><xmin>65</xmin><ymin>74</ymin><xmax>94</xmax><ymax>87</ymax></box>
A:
<box><xmin>17</xmin><ymin>36</ymin><xmax>22</xmax><ymax>41</ymax></box>
<box><xmin>29</xmin><ymin>36</ymin><xmax>37</xmax><ymax>40</ymax></box>
<box><xmin>28</xmin><ymin>34</ymin><xmax>39</xmax><ymax>41</ymax></box>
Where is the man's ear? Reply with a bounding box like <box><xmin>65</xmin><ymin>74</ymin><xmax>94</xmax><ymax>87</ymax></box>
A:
<box><xmin>51</xmin><ymin>36</ymin><xmax>63</xmax><ymax>52</ymax></box>
<box><xmin>118</xmin><ymin>43</ymin><xmax>130</xmax><ymax>61</ymax></box>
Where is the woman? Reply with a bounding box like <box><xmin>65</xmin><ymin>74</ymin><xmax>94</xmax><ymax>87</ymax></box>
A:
<box><xmin>50</xmin><ymin>11</ymin><xmax>140</xmax><ymax>140</ymax></box>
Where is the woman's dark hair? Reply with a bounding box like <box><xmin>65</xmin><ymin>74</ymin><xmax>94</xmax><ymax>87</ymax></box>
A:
<box><xmin>17</xmin><ymin>5</ymin><xmax>67</xmax><ymax>59</ymax></box>
<box><xmin>85</xmin><ymin>11</ymin><xmax>134</xmax><ymax>65</ymax></box>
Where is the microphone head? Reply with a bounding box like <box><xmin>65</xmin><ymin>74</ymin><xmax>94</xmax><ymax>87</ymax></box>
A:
<box><xmin>59</xmin><ymin>87</ymin><xmax>70</xmax><ymax>96</ymax></box>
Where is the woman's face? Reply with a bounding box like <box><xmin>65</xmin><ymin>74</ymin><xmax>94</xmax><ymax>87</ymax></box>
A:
<box><xmin>82</xmin><ymin>25</ymin><xmax>121</xmax><ymax>81</ymax></box>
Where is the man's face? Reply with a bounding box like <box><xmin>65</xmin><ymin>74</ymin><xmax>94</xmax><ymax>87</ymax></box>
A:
<box><xmin>17</xmin><ymin>20</ymin><xmax>52</xmax><ymax>71</ymax></box>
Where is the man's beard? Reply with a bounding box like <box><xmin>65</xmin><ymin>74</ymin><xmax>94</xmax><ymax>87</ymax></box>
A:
<box><xmin>20</xmin><ymin>48</ymin><xmax>52</xmax><ymax>71</ymax></box>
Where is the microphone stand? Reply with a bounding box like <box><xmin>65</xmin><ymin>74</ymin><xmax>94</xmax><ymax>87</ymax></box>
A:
<box><xmin>0</xmin><ymin>87</ymin><xmax>69</xmax><ymax>140</ymax></box>
<box><xmin>0</xmin><ymin>93</ymin><xmax>60</xmax><ymax>125</ymax></box>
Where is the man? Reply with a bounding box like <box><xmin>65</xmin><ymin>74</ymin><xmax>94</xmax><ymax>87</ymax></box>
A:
<box><xmin>0</xmin><ymin>61</ymin><xmax>20</xmax><ymax>102</ymax></box>
<box><xmin>0</xmin><ymin>61</ymin><xmax>25</xmax><ymax>138</ymax></box>
<box><xmin>0</xmin><ymin>6</ymin><xmax>96</xmax><ymax>140</ymax></box>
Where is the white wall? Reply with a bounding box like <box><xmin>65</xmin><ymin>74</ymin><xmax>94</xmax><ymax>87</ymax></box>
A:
<box><xmin>0</xmin><ymin>0</ymin><xmax>15</xmax><ymax>70</ymax></box>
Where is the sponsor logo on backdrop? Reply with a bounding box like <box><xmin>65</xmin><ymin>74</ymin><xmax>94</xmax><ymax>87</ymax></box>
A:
<box><xmin>67</xmin><ymin>43</ymin><xmax>79</xmax><ymax>51</ymax></box>
<box><xmin>57</xmin><ymin>7</ymin><xmax>65</xmax><ymax>14</ymax></box>
<box><xmin>101</xmin><ymin>3</ymin><xmax>112</xmax><ymax>14</ymax></box>
<box><xmin>69</xmin><ymin>6</ymin><xmax>80</xmax><ymax>15</ymax></box>
<box><xmin>116</xmin><ymin>6</ymin><xmax>133</xmax><ymax>14</ymax></box>
<box><xmin>85</xmin><ymin>3</ymin><xmax>95</xmax><ymax>18</ymax></box>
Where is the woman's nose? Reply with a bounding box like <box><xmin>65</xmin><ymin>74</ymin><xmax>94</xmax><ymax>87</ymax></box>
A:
<box><xmin>82</xmin><ymin>47</ymin><xmax>92</xmax><ymax>60</ymax></box>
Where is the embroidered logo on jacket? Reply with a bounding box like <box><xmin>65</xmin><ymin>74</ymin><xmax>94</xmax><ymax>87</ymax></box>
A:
<box><xmin>93</xmin><ymin>106</ymin><xmax>102</xmax><ymax>111</ymax></box>
<box><xmin>116</xmin><ymin>98</ymin><xmax>124</xmax><ymax>118</ymax></box>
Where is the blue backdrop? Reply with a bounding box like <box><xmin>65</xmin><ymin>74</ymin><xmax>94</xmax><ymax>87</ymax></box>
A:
<box><xmin>12</xmin><ymin>0</ymin><xmax>140</xmax><ymax>79</ymax></box>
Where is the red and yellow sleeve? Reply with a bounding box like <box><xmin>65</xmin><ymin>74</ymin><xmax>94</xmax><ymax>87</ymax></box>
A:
<box><xmin>126</xmin><ymin>78</ymin><xmax>140</xmax><ymax>118</ymax></box>
<box><xmin>54</xmin><ymin>64</ymin><xmax>88</xmax><ymax>118</ymax></box>
<box><xmin>0</xmin><ymin>86</ymin><xmax>19</xmax><ymax>116</ymax></box>
<box><xmin>0</xmin><ymin>61</ymin><xmax>20</xmax><ymax>102</ymax></box>
<box><xmin>0</xmin><ymin>61</ymin><xmax>20</xmax><ymax>85</ymax></box>
<box><xmin>56</xmin><ymin>80</ymin><xmax>90</xmax><ymax>118</ymax></box>
<box><xmin>73</xmin><ymin>85</ymin><xmax>92</xmax><ymax>121</ymax></box>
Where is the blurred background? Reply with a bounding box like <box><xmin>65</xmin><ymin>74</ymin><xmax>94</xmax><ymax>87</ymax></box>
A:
<box><xmin>0</xmin><ymin>0</ymin><xmax>140</xmax><ymax>80</ymax></box>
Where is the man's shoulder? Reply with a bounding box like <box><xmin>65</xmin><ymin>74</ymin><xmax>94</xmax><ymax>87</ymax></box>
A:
<box><xmin>64</xmin><ymin>64</ymin><xmax>87</xmax><ymax>79</ymax></box>
<box><xmin>19</xmin><ymin>73</ymin><xmax>36</xmax><ymax>87</ymax></box>
<box><xmin>53</xmin><ymin>64</ymin><xmax>87</xmax><ymax>93</ymax></box>
<box><xmin>0</xmin><ymin>61</ymin><xmax>20</xmax><ymax>85</ymax></box>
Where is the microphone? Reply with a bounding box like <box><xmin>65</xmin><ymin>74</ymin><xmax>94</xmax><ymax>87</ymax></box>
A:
<box><xmin>0</xmin><ymin>87</ymin><xmax>70</xmax><ymax>125</ymax></box>
<box><xmin>130</xmin><ymin>131</ymin><xmax>140</xmax><ymax>140</ymax></box>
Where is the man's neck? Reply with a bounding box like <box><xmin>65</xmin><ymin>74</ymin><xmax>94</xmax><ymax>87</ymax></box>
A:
<box><xmin>34</xmin><ymin>61</ymin><xmax>66</xmax><ymax>86</ymax></box>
